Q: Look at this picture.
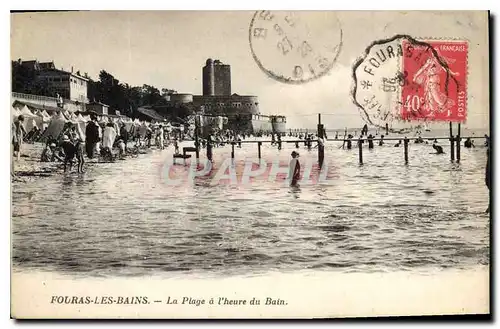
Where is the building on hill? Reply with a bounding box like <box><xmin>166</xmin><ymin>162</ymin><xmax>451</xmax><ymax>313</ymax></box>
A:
<box><xmin>86</xmin><ymin>101</ymin><xmax>109</xmax><ymax>115</ymax></box>
<box><xmin>18</xmin><ymin>59</ymin><xmax>88</xmax><ymax>104</ymax></box>
<box><xmin>36</xmin><ymin>68</ymin><xmax>88</xmax><ymax>104</ymax></box>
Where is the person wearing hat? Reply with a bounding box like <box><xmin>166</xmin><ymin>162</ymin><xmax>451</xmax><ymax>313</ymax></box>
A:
<box><xmin>12</xmin><ymin>115</ymin><xmax>27</xmax><ymax>161</ymax></box>
<box><xmin>289</xmin><ymin>151</ymin><xmax>301</xmax><ymax>187</ymax></box>
<box><xmin>85</xmin><ymin>115</ymin><xmax>100</xmax><ymax>159</ymax></box>
<box><xmin>119</xmin><ymin>123</ymin><xmax>129</xmax><ymax>152</ymax></box>
<box><xmin>41</xmin><ymin>141</ymin><xmax>62</xmax><ymax>162</ymax></box>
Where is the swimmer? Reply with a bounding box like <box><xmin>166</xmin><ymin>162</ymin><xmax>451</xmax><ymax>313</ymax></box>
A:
<box><xmin>367</xmin><ymin>134</ymin><xmax>374</xmax><ymax>149</ymax></box>
<box><xmin>379</xmin><ymin>135</ymin><xmax>385</xmax><ymax>146</ymax></box>
<box><xmin>432</xmin><ymin>143</ymin><xmax>445</xmax><ymax>154</ymax></box>
<box><xmin>464</xmin><ymin>137</ymin><xmax>475</xmax><ymax>148</ymax></box>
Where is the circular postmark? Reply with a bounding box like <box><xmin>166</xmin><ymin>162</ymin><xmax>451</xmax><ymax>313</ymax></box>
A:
<box><xmin>352</xmin><ymin>34</ymin><xmax>468</xmax><ymax>132</ymax></box>
<box><xmin>249</xmin><ymin>10</ymin><xmax>343</xmax><ymax>84</ymax></box>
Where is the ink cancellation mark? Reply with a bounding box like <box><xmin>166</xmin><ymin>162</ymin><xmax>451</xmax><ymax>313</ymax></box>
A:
<box><xmin>249</xmin><ymin>11</ymin><xmax>343</xmax><ymax>84</ymax></box>
<box><xmin>352</xmin><ymin>35</ymin><xmax>468</xmax><ymax>129</ymax></box>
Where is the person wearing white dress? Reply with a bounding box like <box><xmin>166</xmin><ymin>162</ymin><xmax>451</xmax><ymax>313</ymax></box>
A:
<box><xmin>102</xmin><ymin>122</ymin><xmax>117</xmax><ymax>159</ymax></box>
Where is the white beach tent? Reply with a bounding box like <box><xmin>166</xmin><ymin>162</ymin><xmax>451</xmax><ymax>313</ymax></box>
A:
<box><xmin>122</xmin><ymin>118</ymin><xmax>134</xmax><ymax>132</ymax></box>
<box><xmin>32</xmin><ymin>110</ymin><xmax>45</xmax><ymax>130</ymax></box>
<box><xmin>19</xmin><ymin>106</ymin><xmax>38</xmax><ymax>133</ymax></box>
<box><xmin>99</xmin><ymin>116</ymin><xmax>109</xmax><ymax>124</ymax></box>
<box><xmin>70</xmin><ymin>114</ymin><xmax>88</xmax><ymax>142</ymax></box>
<box><xmin>11</xmin><ymin>107</ymin><xmax>20</xmax><ymax>121</ymax></box>
<box><xmin>62</xmin><ymin>110</ymin><xmax>71</xmax><ymax>120</ymax></box>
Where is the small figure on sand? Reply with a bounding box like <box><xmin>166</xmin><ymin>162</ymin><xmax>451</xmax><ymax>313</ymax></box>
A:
<box><xmin>289</xmin><ymin>151</ymin><xmax>301</xmax><ymax>187</ymax></box>
<box><xmin>157</xmin><ymin>125</ymin><xmax>165</xmax><ymax>150</ymax></box>
<box><xmin>12</xmin><ymin>115</ymin><xmax>27</xmax><ymax>161</ymax></box>
<box><xmin>120</xmin><ymin>123</ymin><xmax>129</xmax><ymax>152</ymax></box>
<box><xmin>41</xmin><ymin>141</ymin><xmax>63</xmax><ymax>163</ymax></box>
<box><xmin>173</xmin><ymin>137</ymin><xmax>180</xmax><ymax>155</ymax></box>
<box><xmin>394</xmin><ymin>140</ymin><xmax>402</xmax><ymax>147</ymax></box>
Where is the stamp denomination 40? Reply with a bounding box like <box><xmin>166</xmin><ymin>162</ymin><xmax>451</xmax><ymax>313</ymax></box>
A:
<box><xmin>352</xmin><ymin>35</ymin><xmax>468</xmax><ymax>128</ymax></box>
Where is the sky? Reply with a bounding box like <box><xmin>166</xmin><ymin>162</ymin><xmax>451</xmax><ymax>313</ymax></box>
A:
<box><xmin>10</xmin><ymin>11</ymin><xmax>489</xmax><ymax>130</ymax></box>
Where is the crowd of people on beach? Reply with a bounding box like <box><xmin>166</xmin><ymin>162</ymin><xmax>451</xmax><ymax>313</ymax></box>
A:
<box><xmin>11</xmin><ymin>110</ymin><xmax>187</xmax><ymax>174</ymax></box>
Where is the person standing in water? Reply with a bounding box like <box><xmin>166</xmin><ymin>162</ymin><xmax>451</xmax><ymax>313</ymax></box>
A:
<box><xmin>432</xmin><ymin>142</ymin><xmax>445</xmax><ymax>154</ymax></box>
<box><xmin>206</xmin><ymin>134</ymin><xmax>213</xmax><ymax>162</ymax></box>
<box><xmin>361</xmin><ymin>124</ymin><xmax>368</xmax><ymax>136</ymax></box>
<box><xmin>85</xmin><ymin>115</ymin><xmax>100</xmax><ymax>159</ymax></box>
<box><xmin>158</xmin><ymin>125</ymin><xmax>165</xmax><ymax>150</ymax></box>
<box><xmin>102</xmin><ymin>122</ymin><xmax>117</xmax><ymax>160</ymax></box>
<box><xmin>379</xmin><ymin>134</ymin><xmax>385</xmax><ymax>146</ymax></box>
<box><xmin>367</xmin><ymin>134</ymin><xmax>374</xmax><ymax>149</ymax></box>
<box><xmin>277</xmin><ymin>134</ymin><xmax>282</xmax><ymax>150</ymax></box>
<box><xmin>464</xmin><ymin>137</ymin><xmax>475</xmax><ymax>148</ymax></box>
<box><xmin>12</xmin><ymin>115</ymin><xmax>27</xmax><ymax>161</ymax></box>
<box><xmin>289</xmin><ymin>151</ymin><xmax>301</xmax><ymax>187</ymax></box>
<box><xmin>346</xmin><ymin>134</ymin><xmax>353</xmax><ymax>150</ymax></box>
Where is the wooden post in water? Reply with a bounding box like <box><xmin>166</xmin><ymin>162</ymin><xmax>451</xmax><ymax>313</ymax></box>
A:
<box><xmin>231</xmin><ymin>142</ymin><xmax>235</xmax><ymax>160</ymax></box>
<box><xmin>194</xmin><ymin>116</ymin><xmax>200</xmax><ymax>160</ymax></box>
<box><xmin>258</xmin><ymin>141</ymin><xmax>262</xmax><ymax>159</ymax></box>
<box><xmin>358</xmin><ymin>138</ymin><xmax>363</xmax><ymax>165</ymax></box>
<box><xmin>456</xmin><ymin>123</ymin><xmax>461</xmax><ymax>163</ymax></box>
<box><xmin>449</xmin><ymin>122</ymin><xmax>455</xmax><ymax>162</ymax></box>
<box><xmin>317</xmin><ymin>113</ymin><xmax>324</xmax><ymax>168</ymax></box>
<box><xmin>404</xmin><ymin>137</ymin><xmax>409</xmax><ymax>164</ymax></box>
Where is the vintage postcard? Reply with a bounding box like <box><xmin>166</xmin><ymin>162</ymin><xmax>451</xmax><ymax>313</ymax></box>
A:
<box><xmin>10</xmin><ymin>10</ymin><xmax>490</xmax><ymax>319</ymax></box>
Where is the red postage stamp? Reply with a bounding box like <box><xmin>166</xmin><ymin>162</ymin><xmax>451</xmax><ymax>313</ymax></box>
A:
<box><xmin>352</xmin><ymin>36</ymin><xmax>469</xmax><ymax>130</ymax></box>
<box><xmin>400</xmin><ymin>40</ymin><xmax>468</xmax><ymax>122</ymax></box>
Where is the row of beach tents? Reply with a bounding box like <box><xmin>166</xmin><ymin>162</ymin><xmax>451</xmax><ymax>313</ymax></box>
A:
<box><xmin>11</xmin><ymin>105</ymin><xmax>184</xmax><ymax>142</ymax></box>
